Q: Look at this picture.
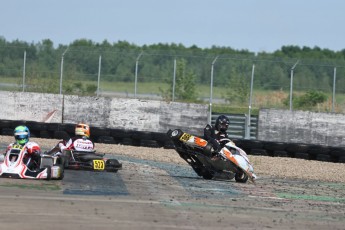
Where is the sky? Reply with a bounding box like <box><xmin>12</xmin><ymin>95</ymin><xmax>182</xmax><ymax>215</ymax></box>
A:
<box><xmin>1</xmin><ymin>0</ymin><xmax>344</xmax><ymax>53</ymax></box>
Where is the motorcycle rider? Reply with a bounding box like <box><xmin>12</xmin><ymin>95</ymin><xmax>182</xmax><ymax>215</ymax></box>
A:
<box><xmin>5</xmin><ymin>125</ymin><xmax>41</xmax><ymax>170</ymax></box>
<box><xmin>204</xmin><ymin>115</ymin><xmax>230</xmax><ymax>158</ymax></box>
<box><xmin>58</xmin><ymin>123</ymin><xmax>95</xmax><ymax>153</ymax></box>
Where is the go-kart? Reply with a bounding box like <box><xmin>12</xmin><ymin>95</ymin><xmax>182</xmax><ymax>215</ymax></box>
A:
<box><xmin>0</xmin><ymin>144</ymin><xmax>64</xmax><ymax>180</ymax></box>
<box><xmin>47</xmin><ymin>145</ymin><xmax>122</xmax><ymax>173</ymax></box>
<box><xmin>167</xmin><ymin>129</ymin><xmax>257</xmax><ymax>183</ymax></box>
<box><xmin>63</xmin><ymin>150</ymin><xmax>122</xmax><ymax>172</ymax></box>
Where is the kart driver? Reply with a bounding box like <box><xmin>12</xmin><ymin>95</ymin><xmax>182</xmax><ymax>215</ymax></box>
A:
<box><xmin>5</xmin><ymin>125</ymin><xmax>41</xmax><ymax>169</ymax></box>
<box><xmin>204</xmin><ymin>115</ymin><xmax>230</xmax><ymax>158</ymax></box>
<box><xmin>58</xmin><ymin>123</ymin><xmax>95</xmax><ymax>153</ymax></box>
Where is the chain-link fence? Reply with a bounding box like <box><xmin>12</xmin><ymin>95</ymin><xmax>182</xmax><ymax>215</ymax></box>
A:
<box><xmin>1</xmin><ymin>45</ymin><xmax>345</xmax><ymax>114</ymax></box>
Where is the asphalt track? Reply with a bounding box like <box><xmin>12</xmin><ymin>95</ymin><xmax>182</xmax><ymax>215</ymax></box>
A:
<box><xmin>0</xmin><ymin>153</ymin><xmax>345</xmax><ymax>230</ymax></box>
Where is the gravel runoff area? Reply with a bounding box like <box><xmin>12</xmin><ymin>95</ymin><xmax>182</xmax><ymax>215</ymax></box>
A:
<box><xmin>1</xmin><ymin>135</ymin><xmax>345</xmax><ymax>183</ymax></box>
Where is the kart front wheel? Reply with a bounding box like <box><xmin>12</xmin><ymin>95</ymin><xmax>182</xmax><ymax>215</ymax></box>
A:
<box><xmin>235</xmin><ymin>169</ymin><xmax>248</xmax><ymax>183</ymax></box>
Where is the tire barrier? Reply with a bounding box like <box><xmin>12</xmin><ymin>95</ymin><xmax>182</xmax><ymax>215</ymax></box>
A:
<box><xmin>233</xmin><ymin>139</ymin><xmax>345</xmax><ymax>163</ymax></box>
<box><xmin>0</xmin><ymin>119</ymin><xmax>344</xmax><ymax>163</ymax></box>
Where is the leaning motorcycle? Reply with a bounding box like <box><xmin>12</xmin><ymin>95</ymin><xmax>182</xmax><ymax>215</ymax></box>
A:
<box><xmin>167</xmin><ymin>129</ymin><xmax>257</xmax><ymax>183</ymax></box>
<box><xmin>0</xmin><ymin>144</ymin><xmax>64</xmax><ymax>180</ymax></box>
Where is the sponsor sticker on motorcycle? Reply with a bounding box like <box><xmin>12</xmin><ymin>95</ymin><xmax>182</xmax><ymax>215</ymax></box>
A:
<box><xmin>93</xmin><ymin>160</ymin><xmax>105</xmax><ymax>170</ymax></box>
<box><xmin>179</xmin><ymin>133</ymin><xmax>192</xmax><ymax>142</ymax></box>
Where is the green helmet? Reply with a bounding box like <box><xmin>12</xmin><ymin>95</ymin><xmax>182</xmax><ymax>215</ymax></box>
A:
<box><xmin>14</xmin><ymin>125</ymin><xmax>30</xmax><ymax>145</ymax></box>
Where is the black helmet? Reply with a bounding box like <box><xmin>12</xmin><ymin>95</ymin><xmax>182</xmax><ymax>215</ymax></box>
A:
<box><xmin>215</xmin><ymin>115</ymin><xmax>229</xmax><ymax>132</ymax></box>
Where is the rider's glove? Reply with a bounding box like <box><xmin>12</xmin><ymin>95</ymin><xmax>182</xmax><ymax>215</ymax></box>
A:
<box><xmin>54</xmin><ymin>152</ymin><xmax>62</xmax><ymax>157</ymax></box>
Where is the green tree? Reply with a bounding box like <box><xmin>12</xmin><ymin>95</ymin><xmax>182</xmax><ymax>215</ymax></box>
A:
<box><xmin>160</xmin><ymin>59</ymin><xmax>198</xmax><ymax>102</ymax></box>
<box><xmin>295</xmin><ymin>90</ymin><xmax>327</xmax><ymax>108</ymax></box>
<box><xmin>283</xmin><ymin>90</ymin><xmax>327</xmax><ymax>109</ymax></box>
<box><xmin>224</xmin><ymin>71</ymin><xmax>249</xmax><ymax>105</ymax></box>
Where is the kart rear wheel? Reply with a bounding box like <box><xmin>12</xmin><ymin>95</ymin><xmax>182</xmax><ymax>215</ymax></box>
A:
<box><xmin>44</xmin><ymin>165</ymin><xmax>52</xmax><ymax>181</ymax></box>
<box><xmin>202</xmin><ymin>173</ymin><xmax>213</xmax><ymax>180</ymax></box>
<box><xmin>191</xmin><ymin>166</ymin><xmax>204</xmax><ymax>177</ymax></box>
<box><xmin>106</xmin><ymin>159</ymin><xmax>122</xmax><ymax>172</ymax></box>
<box><xmin>59</xmin><ymin>169</ymin><xmax>64</xmax><ymax>180</ymax></box>
<box><xmin>200</xmin><ymin>168</ymin><xmax>213</xmax><ymax>180</ymax></box>
<box><xmin>235</xmin><ymin>169</ymin><xmax>248</xmax><ymax>183</ymax></box>
<box><xmin>63</xmin><ymin>158</ymin><xmax>70</xmax><ymax>168</ymax></box>
<box><xmin>55</xmin><ymin>164</ymin><xmax>65</xmax><ymax>180</ymax></box>
<box><xmin>169</xmin><ymin>129</ymin><xmax>183</xmax><ymax>140</ymax></box>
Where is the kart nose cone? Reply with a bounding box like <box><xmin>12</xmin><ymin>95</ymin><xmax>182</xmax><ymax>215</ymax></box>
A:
<box><xmin>252</xmin><ymin>173</ymin><xmax>257</xmax><ymax>180</ymax></box>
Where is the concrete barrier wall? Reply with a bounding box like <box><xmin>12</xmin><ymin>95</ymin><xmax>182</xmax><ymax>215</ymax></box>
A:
<box><xmin>0</xmin><ymin>91</ymin><xmax>62</xmax><ymax>123</ymax></box>
<box><xmin>62</xmin><ymin>95</ymin><xmax>112</xmax><ymax>127</ymax></box>
<box><xmin>0</xmin><ymin>91</ymin><xmax>208</xmax><ymax>136</ymax></box>
<box><xmin>63</xmin><ymin>95</ymin><xmax>208</xmax><ymax>135</ymax></box>
<box><xmin>258</xmin><ymin>109</ymin><xmax>345</xmax><ymax>147</ymax></box>
<box><xmin>2</xmin><ymin>91</ymin><xmax>345</xmax><ymax>147</ymax></box>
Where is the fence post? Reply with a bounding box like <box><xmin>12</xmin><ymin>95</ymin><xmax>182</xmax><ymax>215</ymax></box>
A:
<box><xmin>59</xmin><ymin>47</ymin><xmax>69</xmax><ymax>95</ymax></box>
<box><xmin>97</xmin><ymin>55</ymin><xmax>102</xmax><ymax>97</ymax></box>
<box><xmin>209</xmin><ymin>56</ymin><xmax>219</xmax><ymax>124</ymax></box>
<box><xmin>332</xmin><ymin>67</ymin><xmax>337</xmax><ymax>112</ymax></box>
<box><xmin>172</xmin><ymin>59</ymin><xmax>176</xmax><ymax>101</ymax></box>
<box><xmin>134</xmin><ymin>51</ymin><xmax>143</xmax><ymax>98</ymax></box>
<box><xmin>245</xmin><ymin>64</ymin><xmax>255</xmax><ymax>139</ymax></box>
<box><xmin>289</xmin><ymin>60</ymin><xmax>299</xmax><ymax>111</ymax></box>
<box><xmin>22</xmin><ymin>51</ymin><xmax>26</xmax><ymax>92</ymax></box>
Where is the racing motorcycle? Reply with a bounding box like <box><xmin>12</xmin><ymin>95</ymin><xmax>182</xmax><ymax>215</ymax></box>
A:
<box><xmin>0</xmin><ymin>144</ymin><xmax>64</xmax><ymax>180</ymax></box>
<box><xmin>46</xmin><ymin>144</ymin><xmax>122</xmax><ymax>173</ymax></box>
<box><xmin>167</xmin><ymin>129</ymin><xmax>257</xmax><ymax>183</ymax></box>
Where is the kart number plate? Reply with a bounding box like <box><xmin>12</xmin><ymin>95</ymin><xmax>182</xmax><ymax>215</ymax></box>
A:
<box><xmin>93</xmin><ymin>160</ymin><xmax>105</xmax><ymax>170</ymax></box>
<box><xmin>179</xmin><ymin>133</ymin><xmax>192</xmax><ymax>142</ymax></box>
<box><xmin>12</xmin><ymin>144</ymin><xmax>24</xmax><ymax>150</ymax></box>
